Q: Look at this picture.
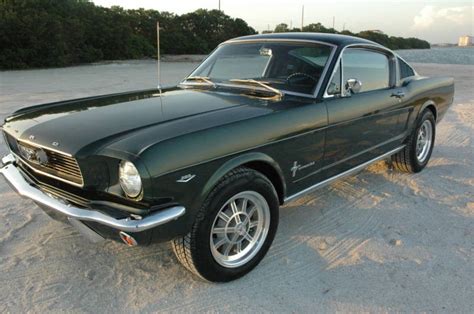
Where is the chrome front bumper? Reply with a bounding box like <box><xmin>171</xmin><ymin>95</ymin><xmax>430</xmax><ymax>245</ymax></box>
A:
<box><xmin>0</xmin><ymin>154</ymin><xmax>185</xmax><ymax>234</ymax></box>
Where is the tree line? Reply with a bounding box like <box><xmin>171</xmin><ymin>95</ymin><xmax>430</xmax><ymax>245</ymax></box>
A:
<box><xmin>268</xmin><ymin>23</ymin><xmax>430</xmax><ymax>50</ymax></box>
<box><xmin>0</xmin><ymin>0</ymin><xmax>256</xmax><ymax>69</ymax></box>
<box><xmin>0</xmin><ymin>0</ymin><xmax>429</xmax><ymax>70</ymax></box>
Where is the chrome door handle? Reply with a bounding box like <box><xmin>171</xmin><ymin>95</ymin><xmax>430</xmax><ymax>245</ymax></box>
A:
<box><xmin>391</xmin><ymin>91</ymin><xmax>405</xmax><ymax>99</ymax></box>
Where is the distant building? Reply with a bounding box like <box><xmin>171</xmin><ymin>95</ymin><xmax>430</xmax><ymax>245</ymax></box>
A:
<box><xmin>458</xmin><ymin>35</ymin><xmax>473</xmax><ymax>46</ymax></box>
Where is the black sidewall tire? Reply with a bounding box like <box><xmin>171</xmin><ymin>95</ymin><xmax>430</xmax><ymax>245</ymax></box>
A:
<box><xmin>410</xmin><ymin>110</ymin><xmax>436</xmax><ymax>172</ymax></box>
<box><xmin>191</xmin><ymin>171</ymin><xmax>279</xmax><ymax>282</ymax></box>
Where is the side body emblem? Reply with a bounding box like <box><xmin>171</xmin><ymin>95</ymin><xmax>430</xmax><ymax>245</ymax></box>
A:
<box><xmin>291</xmin><ymin>161</ymin><xmax>316</xmax><ymax>178</ymax></box>
<box><xmin>177</xmin><ymin>174</ymin><xmax>196</xmax><ymax>183</ymax></box>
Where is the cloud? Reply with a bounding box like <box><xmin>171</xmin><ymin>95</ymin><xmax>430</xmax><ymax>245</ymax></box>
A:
<box><xmin>413</xmin><ymin>5</ymin><xmax>473</xmax><ymax>29</ymax></box>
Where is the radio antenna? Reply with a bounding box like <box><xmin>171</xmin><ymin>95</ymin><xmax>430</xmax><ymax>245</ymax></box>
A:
<box><xmin>156</xmin><ymin>21</ymin><xmax>161</xmax><ymax>92</ymax></box>
<box><xmin>156</xmin><ymin>21</ymin><xmax>164</xmax><ymax>114</ymax></box>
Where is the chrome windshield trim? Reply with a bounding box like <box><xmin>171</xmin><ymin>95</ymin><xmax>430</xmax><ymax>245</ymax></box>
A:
<box><xmin>0</xmin><ymin>156</ymin><xmax>186</xmax><ymax>233</ymax></box>
<box><xmin>313</xmin><ymin>44</ymin><xmax>337</xmax><ymax>98</ymax></box>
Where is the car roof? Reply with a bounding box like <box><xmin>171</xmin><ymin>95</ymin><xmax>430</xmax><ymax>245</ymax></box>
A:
<box><xmin>227</xmin><ymin>32</ymin><xmax>381</xmax><ymax>48</ymax></box>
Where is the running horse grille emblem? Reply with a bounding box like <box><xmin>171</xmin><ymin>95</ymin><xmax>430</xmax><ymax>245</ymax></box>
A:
<box><xmin>17</xmin><ymin>143</ymin><xmax>49</xmax><ymax>165</ymax></box>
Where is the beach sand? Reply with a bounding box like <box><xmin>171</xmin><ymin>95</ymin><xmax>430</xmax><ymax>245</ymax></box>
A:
<box><xmin>0</xmin><ymin>61</ymin><xmax>472</xmax><ymax>312</ymax></box>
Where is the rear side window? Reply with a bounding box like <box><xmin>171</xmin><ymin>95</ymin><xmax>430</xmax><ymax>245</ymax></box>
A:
<box><xmin>342</xmin><ymin>48</ymin><xmax>390</xmax><ymax>93</ymax></box>
<box><xmin>398</xmin><ymin>57</ymin><xmax>415</xmax><ymax>79</ymax></box>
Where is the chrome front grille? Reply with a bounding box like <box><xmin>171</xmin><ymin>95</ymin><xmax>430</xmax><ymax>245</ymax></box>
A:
<box><xmin>35</xmin><ymin>149</ymin><xmax>84</xmax><ymax>185</ymax></box>
<box><xmin>4</xmin><ymin>131</ymin><xmax>84</xmax><ymax>186</ymax></box>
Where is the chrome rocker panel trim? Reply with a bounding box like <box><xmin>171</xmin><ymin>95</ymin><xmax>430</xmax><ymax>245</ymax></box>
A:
<box><xmin>285</xmin><ymin>146</ymin><xmax>405</xmax><ymax>202</ymax></box>
<box><xmin>0</xmin><ymin>154</ymin><xmax>186</xmax><ymax>233</ymax></box>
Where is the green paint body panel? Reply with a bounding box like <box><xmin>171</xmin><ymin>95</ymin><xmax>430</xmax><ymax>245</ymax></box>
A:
<box><xmin>1</xmin><ymin>34</ymin><xmax>455</xmax><ymax>243</ymax></box>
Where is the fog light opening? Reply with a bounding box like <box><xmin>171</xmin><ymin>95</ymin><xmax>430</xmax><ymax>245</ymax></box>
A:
<box><xmin>119</xmin><ymin>231</ymin><xmax>137</xmax><ymax>246</ymax></box>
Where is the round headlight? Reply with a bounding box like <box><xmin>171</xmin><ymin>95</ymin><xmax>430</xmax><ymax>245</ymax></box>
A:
<box><xmin>119</xmin><ymin>160</ymin><xmax>142</xmax><ymax>198</ymax></box>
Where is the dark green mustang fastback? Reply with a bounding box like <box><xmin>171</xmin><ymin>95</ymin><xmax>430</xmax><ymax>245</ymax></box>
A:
<box><xmin>0</xmin><ymin>33</ymin><xmax>454</xmax><ymax>281</ymax></box>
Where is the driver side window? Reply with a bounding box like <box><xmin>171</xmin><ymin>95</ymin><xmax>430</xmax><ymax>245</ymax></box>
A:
<box><xmin>342</xmin><ymin>48</ymin><xmax>390</xmax><ymax>93</ymax></box>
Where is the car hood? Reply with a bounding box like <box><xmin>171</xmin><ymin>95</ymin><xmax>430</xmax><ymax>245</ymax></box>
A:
<box><xmin>2</xmin><ymin>87</ymin><xmax>290</xmax><ymax>157</ymax></box>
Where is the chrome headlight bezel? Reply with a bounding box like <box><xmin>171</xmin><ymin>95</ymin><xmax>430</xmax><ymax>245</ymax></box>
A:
<box><xmin>118</xmin><ymin>160</ymin><xmax>143</xmax><ymax>199</ymax></box>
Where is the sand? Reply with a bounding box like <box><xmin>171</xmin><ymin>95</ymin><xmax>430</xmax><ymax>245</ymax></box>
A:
<box><xmin>0</xmin><ymin>61</ymin><xmax>472</xmax><ymax>312</ymax></box>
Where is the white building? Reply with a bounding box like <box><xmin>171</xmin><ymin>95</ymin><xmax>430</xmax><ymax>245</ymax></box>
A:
<box><xmin>458</xmin><ymin>36</ymin><xmax>473</xmax><ymax>46</ymax></box>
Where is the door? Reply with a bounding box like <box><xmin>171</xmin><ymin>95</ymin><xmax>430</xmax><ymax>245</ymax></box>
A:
<box><xmin>322</xmin><ymin>47</ymin><xmax>407</xmax><ymax>178</ymax></box>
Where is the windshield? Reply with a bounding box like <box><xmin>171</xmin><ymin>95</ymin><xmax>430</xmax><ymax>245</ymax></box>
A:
<box><xmin>187</xmin><ymin>41</ymin><xmax>333</xmax><ymax>95</ymax></box>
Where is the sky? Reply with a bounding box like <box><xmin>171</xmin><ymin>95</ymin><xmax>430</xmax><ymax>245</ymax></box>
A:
<box><xmin>93</xmin><ymin>0</ymin><xmax>473</xmax><ymax>43</ymax></box>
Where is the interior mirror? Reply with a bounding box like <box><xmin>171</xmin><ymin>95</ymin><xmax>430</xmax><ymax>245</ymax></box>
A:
<box><xmin>345</xmin><ymin>78</ymin><xmax>362</xmax><ymax>95</ymax></box>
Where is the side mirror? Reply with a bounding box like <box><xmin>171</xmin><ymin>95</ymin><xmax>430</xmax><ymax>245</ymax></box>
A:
<box><xmin>344</xmin><ymin>78</ymin><xmax>362</xmax><ymax>96</ymax></box>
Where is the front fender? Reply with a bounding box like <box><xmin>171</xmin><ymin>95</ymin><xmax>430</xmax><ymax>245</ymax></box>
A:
<box><xmin>199</xmin><ymin>152</ymin><xmax>286</xmax><ymax>206</ymax></box>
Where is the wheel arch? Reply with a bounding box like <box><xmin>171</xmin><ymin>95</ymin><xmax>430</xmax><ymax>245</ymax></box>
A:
<box><xmin>420</xmin><ymin>100</ymin><xmax>438</xmax><ymax>122</ymax></box>
<box><xmin>199</xmin><ymin>152</ymin><xmax>286</xmax><ymax>206</ymax></box>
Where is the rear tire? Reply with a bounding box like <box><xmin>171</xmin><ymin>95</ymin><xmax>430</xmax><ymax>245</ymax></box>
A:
<box><xmin>392</xmin><ymin>109</ymin><xmax>436</xmax><ymax>173</ymax></box>
<box><xmin>172</xmin><ymin>167</ymin><xmax>279</xmax><ymax>282</ymax></box>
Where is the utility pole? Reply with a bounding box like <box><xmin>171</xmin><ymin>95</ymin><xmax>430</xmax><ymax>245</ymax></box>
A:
<box><xmin>290</xmin><ymin>20</ymin><xmax>293</xmax><ymax>29</ymax></box>
<box><xmin>301</xmin><ymin>5</ymin><xmax>304</xmax><ymax>30</ymax></box>
<box><xmin>218</xmin><ymin>0</ymin><xmax>221</xmax><ymax>11</ymax></box>
<box><xmin>332</xmin><ymin>16</ymin><xmax>335</xmax><ymax>30</ymax></box>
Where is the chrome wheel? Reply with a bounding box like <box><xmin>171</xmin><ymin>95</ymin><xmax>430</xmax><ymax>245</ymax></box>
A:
<box><xmin>210</xmin><ymin>191</ymin><xmax>270</xmax><ymax>268</ymax></box>
<box><xmin>416</xmin><ymin>120</ymin><xmax>433</xmax><ymax>163</ymax></box>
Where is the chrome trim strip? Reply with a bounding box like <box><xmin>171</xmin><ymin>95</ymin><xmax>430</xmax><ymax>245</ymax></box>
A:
<box><xmin>293</xmin><ymin>134</ymin><xmax>406</xmax><ymax>183</ymax></box>
<box><xmin>284</xmin><ymin>146</ymin><xmax>405</xmax><ymax>202</ymax></box>
<box><xmin>0</xmin><ymin>155</ymin><xmax>186</xmax><ymax>233</ymax></box>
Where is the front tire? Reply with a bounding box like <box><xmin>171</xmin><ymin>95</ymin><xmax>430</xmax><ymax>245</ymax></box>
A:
<box><xmin>172</xmin><ymin>167</ymin><xmax>279</xmax><ymax>282</ymax></box>
<box><xmin>392</xmin><ymin>109</ymin><xmax>436</xmax><ymax>173</ymax></box>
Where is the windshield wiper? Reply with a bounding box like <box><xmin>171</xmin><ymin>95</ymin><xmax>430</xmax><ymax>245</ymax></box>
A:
<box><xmin>228</xmin><ymin>79</ymin><xmax>283</xmax><ymax>97</ymax></box>
<box><xmin>181</xmin><ymin>76</ymin><xmax>216</xmax><ymax>87</ymax></box>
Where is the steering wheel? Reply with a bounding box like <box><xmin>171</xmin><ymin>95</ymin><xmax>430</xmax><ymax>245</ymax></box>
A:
<box><xmin>286</xmin><ymin>72</ymin><xmax>318</xmax><ymax>85</ymax></box>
